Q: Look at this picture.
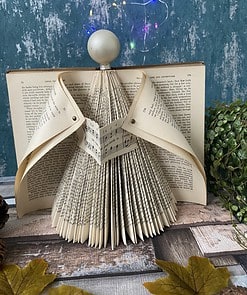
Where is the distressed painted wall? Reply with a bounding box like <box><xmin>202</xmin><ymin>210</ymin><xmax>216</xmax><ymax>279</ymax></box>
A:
<box><xmin>0</xmin><ymin>0</ymin><xmax>247</xmax><ymax>176</ymax></box>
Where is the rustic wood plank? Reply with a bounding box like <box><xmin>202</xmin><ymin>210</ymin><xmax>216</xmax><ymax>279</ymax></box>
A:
<box><xmin>231</xmin><ymin>275</ymin><xmax>247</xmax><ymax>287</ymax></box>
<box><xmin>0</xmin><ymin>177</ymin><xmax>15</xmax><ymax>197</ymax></box>
<box><xmin>152</xmin><ymin>228</ymin><xmax>202</xmax><ymax>265</ymax></box>
<box><xmin>0</xmin><ymin>176</ymin><xmax>15</xmax><ymax>184</ymax></box>
<box><xmin>209</xmin><ymin>256</ymin><xmax>247</xmax><ymax>285</ymax></box>
<box><xmin>1</xmin><ymin>180</ymin><xmax>246</xmax><ymax>292</ymax></box>
<box><xmin>191</xmin><ymin>224</ymin><xmax>247</xmax><ymax>257</ymax></box>
<box><xmin>234</xmin><ymin>254</ymin><xmax>247</xmax><ymax>273</ymax></box>
<box><xmin>2</xmin><ymin>197</ymin><xmax>15</xmax><ymax>206</ymax></box>
<box><xmin>227</xmin><ymin>265</ymin><xmax>247</xmax><ymax>288</ymax></box>
<box><xmin>45</xmin><ymin>271</ymin><xmax>247</xmax><ymax>294</ymax></box>
<box><xmin>1</xmin><ymin>198</ymin><xmax>233</xmax><ymax>239</ymax></box>
<box><xmin>5</xmin><ymin>237</ymin><xmax>158</xmax><ymax>278</ymax></box>
<box><xmin>1</xmin><ymin>208</ymin><xmax>57</xmax><ymax>237</ymax></box>
<box><xmin>228</xmin><ymin>264</ymin><xmax>247</xmax><ymax>277</ymax></box>
<box><xmin>0</xmin><ymin>179</ymin><xmax>233</xmax><ymax>228</ymax></box>
<box><xmin>210</xmin><ymin>255</ymin><xmax>238</xmax><ymax>267</ymax></box>
<box><xmin>45</xmin><ymin>272</ymin><xmax>164</xmax><ymax>295</ymax></box>
<box><xmin>174</xmin><ymin>197</ymin><xmax>232</xmax><ymax>227</ymax></box>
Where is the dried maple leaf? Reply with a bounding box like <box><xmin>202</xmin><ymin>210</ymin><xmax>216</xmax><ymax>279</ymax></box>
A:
<box><xmin>0</xmin><ymin>258</ymin><xmax>56</xmax><ymax>295</ymax></box>
<box><xmin>144</xmin><ymin>256</ymin><xmax>230</xmax><ymax>295</ymax></box>
<box><xmin>48</xmin><ymin>285</ymin><xmax>93</xmax><ymax>294</ymax></box>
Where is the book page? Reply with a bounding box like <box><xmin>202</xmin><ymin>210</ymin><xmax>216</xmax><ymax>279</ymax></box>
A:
<box><xmin>7</xmin><ymin>70</ymin><xmax>91</xmax><ymax>216</ymax></box>
<box><xmin>15</xmin><ymin>133</ymin><xmax>78</xmax><ymax>216</ymax></box>
<box><xmin>14</xmin><ymin>74</ymin><xmax>86</xmax><ymax>209</ymax></box>
<box><xmin>122</xmin><ymin>72</ymin><xmax>205</xmax><ymax>175</ymax></box>
<box><xmin>7</xmin><ymin>71</ymin><xmax>59</xmax><ymax>164</ymax></box>
<box><xmin>118</xmin><ymin>64</ymin><xmax>205</xmax><ymax>165</ymax></box>
<box><xmin>60</xmin><ymin>71</ymin><xmax>138</xmax><ymax>164</ymax></box>
<box><xmin>119</xmin><ymin>64</ymin><xmax>206</xmax><ymax>204</ymax></box>
<box><xmin>7</xmin><ymin>63</ymin><xmax>206</xmax><ymax>220</ymax></box>
<box><xmin>6</xmin><ymin>70</ymin><xmax>92</xmax><ymax>165</ymax></box>
<box><xmin>153</xmin><ymin>147</ymin><xmax>206</xmax><ymax>204</ymax></box>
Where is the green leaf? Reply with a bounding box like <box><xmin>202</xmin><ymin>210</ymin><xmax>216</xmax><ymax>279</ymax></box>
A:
<box><xmin>238</xmin><ymin>148</ymin><xmax>247</xmax><ymax>160</ymax></box>
<box><xmin>48</xmin><ymin>285</ymin><xmax>93</xmax><ymax>295</ymax></box>
<box><xmin>207</xmin><ymin>130</ymin><xmax>215</xmax><ymax>141</ymax></box>
<box><xmin>0</xmin><ymin>258</ymin><xmax>56</xmax><ymax>295</ymax></box>
<box><xmin>231</xmin><ymin>205</ymin><xmax>239</xmax><ymax>212</ymax></box>
<box><xmin>143</xmin><ymin>256</ymin><xmax>230</xmax><ymax>295</ymax></box>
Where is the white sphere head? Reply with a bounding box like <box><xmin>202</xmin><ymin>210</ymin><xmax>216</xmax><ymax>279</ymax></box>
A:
<box><xmin>87</xmin><ymin>29</ymin><xmax>120</xmax><ymax>67</ymax></box>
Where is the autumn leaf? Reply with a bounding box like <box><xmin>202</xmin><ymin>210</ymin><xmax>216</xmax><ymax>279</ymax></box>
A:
<box><xmin>48</xmin><ymin>285</ymin><xmax>93</xmax><ymax>295</ymax></box>
<box><xmin>0</xmin><ymin>258</ymin><xmax>56</xmax><ymax>295</ymax></box>
<box><xmin>144</xmin><ymin>256</ymin><xmax>230</xmax><ymax>295</ymax></box>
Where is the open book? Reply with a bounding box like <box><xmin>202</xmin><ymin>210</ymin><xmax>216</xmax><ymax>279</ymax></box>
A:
<box><xmin>6</xmin><ymin>63</ymin><xmax>206</xmax><ymax>248</ymax></box>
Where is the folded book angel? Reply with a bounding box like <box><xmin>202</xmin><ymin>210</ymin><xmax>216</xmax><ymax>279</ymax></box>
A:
<box><xmin>8</xmin><ymin>30</ymin><xmax>206</xmax><ymax>249</ymax></box>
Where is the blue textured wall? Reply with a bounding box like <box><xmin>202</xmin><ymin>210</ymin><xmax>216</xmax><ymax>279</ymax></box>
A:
<box><xmin>1</xmin><ymin>0</ymin><xmax>247</xmax><ymax>176</ymax></box>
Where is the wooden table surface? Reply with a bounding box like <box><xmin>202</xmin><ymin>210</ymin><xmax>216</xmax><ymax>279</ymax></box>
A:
<box><xmin>1</xmin><ymin>177</ymin><xmax>247</xmax><ymax>294</ymax></box>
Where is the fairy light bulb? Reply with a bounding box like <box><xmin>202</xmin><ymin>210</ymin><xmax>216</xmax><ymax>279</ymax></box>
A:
<box><xmin>87</xmin><ymin>29</ymin><xmax>120</xmax><ymax>70</ymax></box>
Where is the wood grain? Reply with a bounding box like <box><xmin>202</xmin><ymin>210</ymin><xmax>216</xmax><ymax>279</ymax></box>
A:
<box><xmin>227</xmin><ymin>265</ymin><xmax>247</xmax><ymax>287</ymax></box>
<box><xmin>210</xmin><ymin>255</ymin><xmax>238</xmax><ymax>267</ymax></box>
<box><xmin>227</xmin><ymin>264</ymin><xmax>247</xmax><ymax>276</ymax></box>
<box><xmin>191</xmin><ymin>224</ymin><xmax>247</xmax><ymax>256</ymax></box>
<box><xmin>0</xmin><ymin>194</ymin><xmax>233</xmax><ymax>239</ymax></box>
<box><xmin>1</xmin><ymin>208</ymin><xmax>57</xmax><ymax>237</ymax></box>
<box><xmin>47</xmin><ymin>272</ymin><xmax>164</xmax><ymax>295</ymax></box>
<box><xmin>231</xmin><ymin>275</ymin><xmax>247</xmax><ymax>288</ymax></box>
<box><xmin>234</xmin><ymin>254</ymin><xmax>247</xmax><ymax>273</ymax></box>
<box><xmin>152</xmin><ymin>228</ymin><xmax>202</xmax><ymax>265</ymax></box>
<box><xmin>5</xmin><ymin>237</ymin><xmax>157</xmax><ymax>278</ymax></box>
<box><xmin>1</xmin><ymin>180</ymin><xmax>247</xmax><ymax>293</ymax></box>
<box><xmin>175</xmin><ymin>197</ymin><xmax>232</xmax><ymax>226</ymax></box>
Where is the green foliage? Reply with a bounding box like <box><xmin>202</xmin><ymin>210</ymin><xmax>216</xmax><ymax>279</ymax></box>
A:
<box><xmin>205</xmin><ymin>99</ymin><xmax>247</xmax><ymax>222</ymax></box>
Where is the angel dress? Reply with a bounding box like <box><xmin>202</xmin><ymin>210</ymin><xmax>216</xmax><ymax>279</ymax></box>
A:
<box><xmin>51</xmin><ymin>69</ymin><xmax>177</xmax><ymax>249</ymax></box>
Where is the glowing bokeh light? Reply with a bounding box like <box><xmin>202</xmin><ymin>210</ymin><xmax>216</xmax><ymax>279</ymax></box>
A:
<box><xmin>85</xmin><ymin>0</ymin><xmax>169</xmax><ymax>53</ymax></box>
<box><xmin>127</xmin><ymin>0</ymin><xmax>169</xmax><ymax>52</ymax></box>
<box><xmin>130</xmin><ymin>41</ymin><xmax>135</xmax><ymax>49</ymax></box>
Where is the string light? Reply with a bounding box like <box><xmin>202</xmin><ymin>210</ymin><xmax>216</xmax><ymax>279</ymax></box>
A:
<box><xmin>143</xmin><ymin>24</ymin><xmax>151</xmax><ymax>33</ymax></box>
<box><xmin>130</xmin><ymin>41</ymin><xmax>135</xmax><ymax>49</ymax></box>
<box><xmin>85</xmin><ymin>0</ymin><xmax>168</xmax><ymax>52</ymax></box>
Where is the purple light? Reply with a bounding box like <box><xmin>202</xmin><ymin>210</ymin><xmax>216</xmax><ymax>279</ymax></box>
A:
<box><xmin>154</xmin><ymin>22</ymin><xmax>158</xmax><ymax>29</ymax></box>
<box><xmin>143</xmin><ymin>24</ymin><xmax>150</xmax><ymax>33</ymax></box>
